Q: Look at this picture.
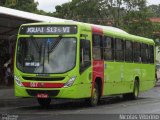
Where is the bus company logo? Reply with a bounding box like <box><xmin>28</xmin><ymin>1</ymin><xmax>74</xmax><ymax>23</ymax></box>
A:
<box><xmin>1</xmin><ymin>114</ymin><xmax>18</xmax><ymax>120</ymax></box>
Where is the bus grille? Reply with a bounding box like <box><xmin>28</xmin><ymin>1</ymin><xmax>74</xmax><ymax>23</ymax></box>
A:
<box><xmin>26</xmin><ymin>90</ymin><xmax>60</xmax><ymax>97</ymax></box>
<box><xmin>23</xmin><ymin>77</ymin><xmax>65</xmax><ymax>81</ymax></box>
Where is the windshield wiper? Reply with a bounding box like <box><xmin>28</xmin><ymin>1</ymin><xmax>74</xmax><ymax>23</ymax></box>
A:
<box><xmin>47</xmin><ymin>35</ymin><xmax>62</xmax><ymax>63</ymax></box>
<box><xmin>48</xmin><ymin>35</ymin><xmax>62</xmax><ymax>53</ymax></box>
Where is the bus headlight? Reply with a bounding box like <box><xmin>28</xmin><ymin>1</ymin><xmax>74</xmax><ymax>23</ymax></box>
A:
<box><xmin>64</xmin><ymin>76</ymin><xmax>76</xmax><ymax>88</ymax></box>
<box><xmin>14</xmin><ymin>76</ymin><xmax>24</xmax><ymax>87</ymax></box>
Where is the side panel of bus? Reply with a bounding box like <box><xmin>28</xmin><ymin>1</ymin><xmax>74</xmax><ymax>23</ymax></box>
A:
<box><xmin>102</xmin><ymin>33</ymin><xmax>155</xmax><ymax>96</ymax></box>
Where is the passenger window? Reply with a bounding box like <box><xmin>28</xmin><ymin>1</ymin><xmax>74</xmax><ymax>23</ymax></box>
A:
<box><xmin>125</xmin><ymin>41</ymin><xmax>133</xmax><ymax>62</ymax></box>
<box><xmin>93</xmin><ymin>35</ymin><xmax>101</xmax><ymax>47</ymax></box>
<box><xmin>103</xmin><ymin>37</ymin><xmax>114</xmax><ymax>60</ymax></box>
<box><xmin>133</xmin><ymin>42</ymin><xmax>141</xmax><ymax>63</ymax></box>
<box><xmin>92</xmin><ymin>35</ymin><xmax>102</xmax><ymax>60</ymax></box>
<box><xmin>141</xmin><ymin>44</ymin><xmax>148</xmax><ymax>63</ymax></box>
<box><xmin>148</xmin><ymin>45</ymin><xmax>154</xmax><ymax>64</ymax></box>
<box><xmin>115</xmin><ymin>39</ymin><xmax>124</xmax><ymax>61</ymax></box>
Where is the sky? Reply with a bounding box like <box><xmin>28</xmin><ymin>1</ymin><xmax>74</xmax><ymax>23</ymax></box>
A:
<box><xmin>35</xmin><ymin>0</ymin><xmax>160</xmax><ymax>12</ymax></box>
<box><xmin>35</xmin><ymin>0</ymin><xmax>70</xmax><ymax>12</ymax></box>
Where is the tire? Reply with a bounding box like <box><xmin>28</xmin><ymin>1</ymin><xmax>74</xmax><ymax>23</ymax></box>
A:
<box><xmin>123</xmin><ymin>80</ymin><xmax>139</xmax><ymax>100</ymax></box>
<box><xmin>87</xmin><ymin>83</ymin><xmax>99</xmax><ymax>107</ymax></box>
<box><xmin>131</xmin><ymin>80</ymin><xmax>139</xmax><ymax>99</ymax></box>
<box><xmin>37</xmin><ymin>98</ymin><xmax>51</xmax><ymax>108</ymax></box>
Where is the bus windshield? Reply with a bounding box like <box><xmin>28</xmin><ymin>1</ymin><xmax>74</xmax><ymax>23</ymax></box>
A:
<box><xmin>16</xmin><ymin>37</ymin><xmax>77</xmax><ymax>74</ymax></box>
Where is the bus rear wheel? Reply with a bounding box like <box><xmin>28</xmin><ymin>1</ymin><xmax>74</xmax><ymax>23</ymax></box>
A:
<box><xmin>131</xmin><ymin>80</ymin><xmax>139</xmax><ymax>99</ymax></box>
<box><xmin>123</xmin><ymin>80</ymin><xmax>139</xmax><ymax>100</ymax></box>
<box><xmin>37</xmin><ymin>98</ymin><xmax>51</xmax><ymax>108</ymax></box>
<box><xmin>87</xmin><ymin>83</ymin><xmax>99</xmax><ymax>107</ymax></box>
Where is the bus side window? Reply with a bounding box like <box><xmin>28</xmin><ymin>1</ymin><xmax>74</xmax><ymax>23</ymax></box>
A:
<box><xmin>133</xmin><ymin>42</ymin><xmax>141</xmax><ymax>63</ymax></box>
<box><xmin>125</xmin><ymin>41</ymin><xmax>133</xmax><ymax>62</ymax></box>
<box><xmin>115</xmin><ymin>38</ymin><xmax>124</xmax><ymax>61</ymax></box>
<box><xmin>92</xmin><ymin>34</ymin><xmax>102</xmax><ymax>60</ymax></box>
<box><xmin>103</xmin><ymin>36</ymin><xmax>114</xmax><ymax>60</ymax></box>
<box><xmin>80</xmin><ymin>40</ymin><xmax>91</xmax><ymax>73</ymax></box>
<box><xmin>148</xmin><ymin>45</ymin><xmax>154</xmax><ymax>64</ymax></box>
<box><xmin>141</xmin><ymin>43</ymin><xmax>148</xmax><ymax>63</ymax></box>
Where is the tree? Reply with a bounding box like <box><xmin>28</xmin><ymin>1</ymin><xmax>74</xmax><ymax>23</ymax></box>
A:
<box><xmin>4</xmin><ymin>0</ymin><xmax>38</xmax><ymax>13</ymax></box>
<box><xmin>123</xmin><ymin>10</ymin><xmax>153</xmax><ymax>37</ymax></box>
<box><xmin>100</xmin><ymin>0</ymin><xmax>125</xmax><ymax>26</ymax></box>
<box><xmin>2</xmin><ymin>0</ymin><xmax>158</xmax><ymax>38</ymax></box>
<box><xmin>5</xmin><ymin>0</ymin><xmax>17</xmax><ymax>7</ymax></box>
<box><xmin>3</xmin><ymin>0</ymin><xmax>52</xmax><ymax>16</ymax></box>
<box><xmin>0</xmin><ymin>0</ymin><xmax>5</xmax><ymax>6</ymax></box>
<box><xmin>148</xmin><ymin>4</ymin><xmax>160</xmax><ymax>17</ymax></box>
<box><xmin>121</xmin><ymin>0</ymin><xmax>156</xmax><ymax>37</ymax></box>
<box><xmin>54</xmin><ymin>0</ymin><xmax>104</xmax><ymax>24</ymax></box>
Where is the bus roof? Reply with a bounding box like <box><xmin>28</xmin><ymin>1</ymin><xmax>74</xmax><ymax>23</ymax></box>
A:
<box><xmin>20</xmin><ymin>21</ymin><xmax>155</xmax><ymax>45</ymax></box>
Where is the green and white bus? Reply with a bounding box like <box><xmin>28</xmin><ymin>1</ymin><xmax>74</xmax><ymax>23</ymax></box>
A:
<box><xmin>14</xmin><ymin>22</ymin><xmax>155</xmax><ymax>107</ymax></box>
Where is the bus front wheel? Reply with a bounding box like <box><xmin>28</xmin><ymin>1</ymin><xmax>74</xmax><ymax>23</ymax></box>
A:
<box><xmin>37</xmin><ymin>98</ymin><xmax>51</xmax><ymax>108</ymax></box>
<box><xmin>86</xmin><ymin>83</ymin><xmax>99</xmax><ymax>107</ymax></box>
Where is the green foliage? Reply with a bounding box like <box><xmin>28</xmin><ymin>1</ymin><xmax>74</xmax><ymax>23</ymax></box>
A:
<box><xmin>53</xmin><ymin>0</ymin><xmax>160</xmax><ymax>39</ymax></box>
<box><xmin>54</xmin><ymin>0</ymin><xmax>103</xmax><ymax>24</ymax></box>
<box><xmin>1</xmin><ymin>0</ymin><xmax>51</xmax><ymax>16</ymax></box>
<box><xmin>148</xmin><ymin>4</ymin><xmax>160</xmax><ymax>17</ymax></box>
<box><xmin>1</xmin><ymin>0</ymin><xmax>160</xmax><ymax>40</ymax></box>
<box><xmin>0</xmin><ymin>0</ymin><xmax>5</xmax><ymax>6</ymax></box>
<box><xmin>122</xmin><ymin>8</ymin><xmax>154</xmax><ymax>38</ymax></box>
<box><xmin>4</xmin><ymin>0</ymin><xmax>38</xmax><ymax>13</ymax></box>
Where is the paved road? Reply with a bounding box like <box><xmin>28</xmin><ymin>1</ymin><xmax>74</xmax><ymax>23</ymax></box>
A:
<box><xmin>0</xmin><ymin>86</ymin><xmax>160</xmax><ymax>120</ymax></box>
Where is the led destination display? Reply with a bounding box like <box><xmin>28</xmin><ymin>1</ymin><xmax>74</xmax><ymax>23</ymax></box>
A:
<box><xmin>20</xmin><ymin>25</ymin><xmax>77</xmax><ymax>34</ymax></box>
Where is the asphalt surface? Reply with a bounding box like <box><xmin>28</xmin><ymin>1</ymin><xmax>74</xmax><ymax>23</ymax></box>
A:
<box><xmin>0</xmin><ymin>84</ymin><xmax>160</xmax><ymax>120</ymax></box>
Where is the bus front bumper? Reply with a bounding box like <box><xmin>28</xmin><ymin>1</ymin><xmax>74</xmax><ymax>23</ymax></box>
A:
<box><xmin>14</xmin><ymin>83</ymin><xmax>91</xmax><ymax>99</ymax></box>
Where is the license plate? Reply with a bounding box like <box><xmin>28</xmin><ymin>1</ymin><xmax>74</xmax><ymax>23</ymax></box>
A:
<box><xmin>37</xmin><ymin>93</ymin><xmax>48</xmax><ymax>98</ymax></box>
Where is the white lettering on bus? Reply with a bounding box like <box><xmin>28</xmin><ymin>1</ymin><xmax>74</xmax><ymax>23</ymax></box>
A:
<box><xmin>46</xmin><ymin>27</ymin><xmax>51</xmax><ymax>33</ymax></box>
<box><xmin>63</xmin><ymin>27</ymin><xmax>70</xmax><ymax>33</ymax></box>
<box><xmin>46</xmin><ymin>27</ymin><xmax>70</xmax><ymax>33</ymax></box>
<box><xmin>27</xmin><ymin>27</ymin><xmax>44</xmax><ymax>33</ymax></box>
<box><xmin>47</xmin><ymin>27</ymin><xmax>57</xmax><ymax>33</ymax></box>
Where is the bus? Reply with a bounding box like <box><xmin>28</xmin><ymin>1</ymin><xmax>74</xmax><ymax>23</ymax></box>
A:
<box><xmin>14</xmin><ymin>22</ymin><xmax>155</xmax><ymax>107</ymax></box>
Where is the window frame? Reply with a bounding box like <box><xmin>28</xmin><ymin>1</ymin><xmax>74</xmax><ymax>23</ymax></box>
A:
<box><xmin>148</xmin><ymin>45</ymin><xmax>154</xmax><ymax>64</ymax></box>
<box><xmin>80</xmin><ymin>39</ymin><xmax>91</xmax><ymax>73</ymax></box>
<box><xmin>125</xmin><ymin>40</ymin><xmax>133</xmax><ymax>62</ymax></box>
<box><xmin>103</xmin><ymin>36</ymin><xmax>115</xmax><ymax>61</ymax></box>
<box><xmin>115</xmin><ymin>38</ymin><xmax>124</xmax><ymax>62</ymax></box>
<box><xmin>141</xmin><ymin>43</ymin><xmax>149</xmax><ymax>64</ymax></box>
<box><xmin>92</xmin><ymin>34</ymin><xmax>103</xmax><ymax>60</ymax></box>
<box><xmin>133</xmin><ymin>42</ymin><xmax>141</xmax><ymax>63</ymax></box>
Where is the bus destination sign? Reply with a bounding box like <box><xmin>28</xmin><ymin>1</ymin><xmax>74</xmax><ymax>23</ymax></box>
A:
<box><xmin>20</xmin><ymin>25</ymin><xmax>77</xmax><ymax>35</ymax></box>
